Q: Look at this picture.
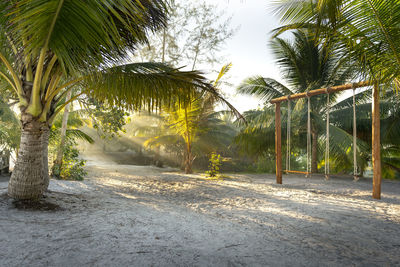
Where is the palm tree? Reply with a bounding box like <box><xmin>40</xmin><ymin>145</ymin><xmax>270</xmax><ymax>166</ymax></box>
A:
<box><xmin>143</xmin><ymin>105</ymin><xmax>238</xmax><ymax>173</ymax></box>
<box><xmin>0</xmin><ymin>1</ymin><xmax>230</xmax><ymax>200</ymax></box>
<box><xmin>273</xmin><ymin>0</ymin><xmax>400</xmax><ymax>84</ymax></box>
<box><xmin>144</xmin><ymin>64</ymin><xmax>239</xmax><ymax>173</ymax></box>
<box><xmin>237</xmin><ymin>30</ymin><xmax>354</xmax><ymax>173</ymax></box>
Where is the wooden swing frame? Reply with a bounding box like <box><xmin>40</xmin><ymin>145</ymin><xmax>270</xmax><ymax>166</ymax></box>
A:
<box><xmin>270</xmin><ymin>81</ymin><xmax>382</xmax><ymax>199</ymax></box>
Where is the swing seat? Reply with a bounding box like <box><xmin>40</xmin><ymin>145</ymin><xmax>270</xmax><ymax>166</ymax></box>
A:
<box><xmin>284</xmin><ymin>170</ymin><xmax>310</xmax><ymax>175</ymax></box>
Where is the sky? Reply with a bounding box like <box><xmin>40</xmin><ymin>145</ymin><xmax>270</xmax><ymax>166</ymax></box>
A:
<box><xmin>202</xmin><ymin>0</ymin><xmax>285</xmax><ymax>112</ymax></box>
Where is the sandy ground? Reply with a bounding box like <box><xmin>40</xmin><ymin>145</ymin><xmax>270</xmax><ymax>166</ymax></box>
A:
<box><xmin>0</xmin><ymin>162</ymin><xmax>400</xmax><ymax>267</ymax></box>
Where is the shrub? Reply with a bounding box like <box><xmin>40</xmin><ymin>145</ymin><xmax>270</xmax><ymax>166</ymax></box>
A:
<box><xmin>206</xmin><ymin>152</ymin><xmax>221</xmax><ymax>177</ymax></box>
<box><xmin>53</xmin><ymin>139</ymin><xmax>87</xmax><ymax>181</ymax></box>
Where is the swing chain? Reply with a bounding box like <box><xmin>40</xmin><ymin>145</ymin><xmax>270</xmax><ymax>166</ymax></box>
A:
<box><xmin>286</xmin><ymin>99</ymin><xmax>291</xmax><ymax>173</ymax></box>
<box><xmin>306</xmin><ymin>93</ymin><xmax>311</xmax><ymax>178</ymax></box>
<box><xmin>325</xmin><ymin>90</ymin><xmax>330</xmax><ymax>180</ymax></box>
<box><xmin>353</xmin><ymin>86</ymin><xmax>359</xmax><ymax>181</ymax></box>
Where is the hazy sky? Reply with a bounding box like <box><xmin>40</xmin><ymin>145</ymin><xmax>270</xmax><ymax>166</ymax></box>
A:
<box><xmin>202</xmin><ymin>0</ymin><xmax>284</xmax><ymax>112</ymax></box>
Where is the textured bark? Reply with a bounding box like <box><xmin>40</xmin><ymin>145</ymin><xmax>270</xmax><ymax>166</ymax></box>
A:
<box><xmin>184</xmin><ymin>145</ymin><xmax>193</xmax><ymax>174</ymax></box>
<box><xmin>41</xmin><ymin>126</ymin><xmax>50</xmax><ymax>191</ymax></box>
<box><xmin>311</xmin><ymin>131</ymin><xmax>318</xmax><ymax>173</ymax></box>
<box><xmin>8</xmin><ymin>119</ymin><xmax>46</xmax><ymax>200</ymax></box>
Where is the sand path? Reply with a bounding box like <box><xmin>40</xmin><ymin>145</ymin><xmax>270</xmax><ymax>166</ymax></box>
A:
<box><xmin>1</xmin><ymin>164</ymin><xmax>399</xmax><ymax>266</ymax></box>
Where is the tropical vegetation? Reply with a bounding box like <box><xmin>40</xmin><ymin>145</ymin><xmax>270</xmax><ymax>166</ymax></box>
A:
<box><xmin>0</xmin><ymin>0</ymin><xmax>228</xmax><ymax>200</ymax></box>
<box><xmin>0</xmin><ymin>0</ymin><xmax>399</xmax><ymax>204</ymax></box>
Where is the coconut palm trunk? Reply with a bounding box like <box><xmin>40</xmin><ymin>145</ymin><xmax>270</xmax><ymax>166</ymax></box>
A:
<box><xmin>184</xmin><ymin>142</ymin><xmax>193</xmax><ymax>174</ymax></box>
<box><xmin>42</xmin><ymin>126</ymin><xmax>50</xmax><ymax>190</ymax></box>
<box><xmin>8</xmin><ymin>116</ymin><xmax>47</xmax><ymax>200</ymax></box>
<box><xmin>184</xmin><ymin>106</ymin><xmax>194</xmax><ymax>174</ymax></box>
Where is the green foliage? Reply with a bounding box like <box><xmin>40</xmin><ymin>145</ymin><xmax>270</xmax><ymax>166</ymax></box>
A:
<box><xmin>273</xmin><ymin>0</ymin><xmax>400</xmax><ymax>84</ymax></box>
<box><xmin>1</xmin><ymin>0</ymin><xmax>168</xmax><ymax>75</ymax></box>
<box><xmin>49</xmin><ymin>110</ymin><xmax>92</xmax><ymax>181</ymax></box>
<box><xmin>236</xmin><ymin>30</ymin><xmax>355</xmax><ymax>173</ymax></box>
<box><xmin>0</xmin><ymin>98</ymin><xmax>20</xmax><ymax>151</ymax></box>
<box><xmin>50</xmin><ymin>110</ymin><xmax>94</xmax><ymax>144</ymax></box>
<box><xmin>0</xmin><ymin>1</ymin><xmax>221</xmax><ymax>125</ymax></box>
<box><xmin>206</xmin><ymin>152</ymin><xmax>221</xmax><ymax>177</ymax></box>
<box><xmin>80</xmin><ymin>98</ymin><xmax>128</xmax><ymax>139</ymax></box>
<box><xmin>1</xmin><ymin>0</ymin><xmax>232</xmax><ymax>200</ymax></box>
<box><xmin>142</xmin><ymin>64</ymin><xmax>240</xmax><ymax>172</ymax></box>
<box><xmin>52</xmin><ymin>139</ymin><xmax>87</xmax><ymax>181</ymax></box>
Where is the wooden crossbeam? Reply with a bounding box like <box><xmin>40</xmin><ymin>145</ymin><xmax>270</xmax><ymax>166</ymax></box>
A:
<box><xmin>270</xmin><ymin>81</ymin><xmax>370</xmax><ymax>104</ymax></box>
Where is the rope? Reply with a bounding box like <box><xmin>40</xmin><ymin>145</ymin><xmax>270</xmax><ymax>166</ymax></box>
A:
<box><xmin>325</xmin><ymin>93</ymin><xmax>330</xmax><ymax>180</ymax></box>
<box><xmin>306</xmin><ymin>95</ymin><xmax>311</xmax><ymax>177</ymax></box>
<box><xmin>286</xmin><ymin>100</ymin><xmax>291</xmax><ymax>172</ymax></box>
<box><xmin>353</xmin><ymin>87</ymin><xmax>359</xmax><ymax>181</ymax></box>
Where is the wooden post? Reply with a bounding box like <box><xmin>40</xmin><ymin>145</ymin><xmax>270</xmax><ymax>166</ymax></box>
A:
<box><xmin>275</xmin><ymin>103</ymin><xmax>282</xmax><ymax>184</ymax></box>
<box><xmin>372</xmin><ymin>84</ymin><xmax>381</xmax><ymax>199</ymax></box>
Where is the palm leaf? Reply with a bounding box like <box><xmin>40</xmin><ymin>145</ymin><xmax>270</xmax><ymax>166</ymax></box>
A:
<box><xmin>66</xmin><ymin>129</ymin><xmax>94</xmax><ymax>144</ymax></box>
<box><xmin>4</xmin><ymin>0</ymin><xmax>167</xmax><ymax>73</ymax></box>
<box><xmin>84</xmin><ymin>62</ymin><xmax>243</xmax><ymax>119</ymax></box>
<box><xmin>237</xmin><ymin>76</ymin><xmax>293</xmax><ymax>104</ymax></box>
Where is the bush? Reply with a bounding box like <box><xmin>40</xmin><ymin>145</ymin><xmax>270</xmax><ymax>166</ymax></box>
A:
<box><xmin>205</xmin><ymin>152</ymin><xmax>221</xmax><ymax>177</ymax></box>
<box><xmin>53</xmin><ymin>139</ymin><xmax>87</xmax><ymax>181</ymax></box>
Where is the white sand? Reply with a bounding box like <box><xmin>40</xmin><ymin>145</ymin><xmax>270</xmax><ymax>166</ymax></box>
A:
<box><xmin>1</xmin><ymin>164</ymin><xmax>399</xmax><ymax>266</ymax></box>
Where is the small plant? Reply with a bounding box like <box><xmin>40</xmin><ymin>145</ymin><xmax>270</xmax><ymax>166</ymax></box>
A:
<box><xmin>206</xmin><ymin>152</ymin><xmax>221</xmax><ymax>178</ymax></box>
<box><xmin>52</xmin><ymin>139</ymin><xmax>87</xmax><ymax>181</ymax></box>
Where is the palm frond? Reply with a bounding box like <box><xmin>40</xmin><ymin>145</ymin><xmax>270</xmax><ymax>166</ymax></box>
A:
<box><xmin>4</xmin><ymin>0</ymin><xmax>167</xmax><ymax>73</ymax></box>
<box><xmin>85</xmin><ymin>62</ymin><xmax>242</xmax><ymax>118</ymax></box>
<box><xmin>66</xmin><ymin>129</ymin><xmax>94</xmax><ymax>144</ymax></box>
<box><xmin>237</xmin><ymin>76</ymin><xmax>292</xmax><ymax>104</ymax></box>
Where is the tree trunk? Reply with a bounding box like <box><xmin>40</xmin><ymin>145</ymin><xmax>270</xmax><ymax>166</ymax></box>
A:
<box><xmin>0</xmin><ymin>150</ymin><xmax>10</xmax><ymax>174</ymax></box>
<box><xmin>41</xmin><ymin>126</ymin><xmax>50</xmax><ymax>191</ymax></box>
<box><xmin>183</xmin><ymin>106</ymin><xmax>193</xmax><ymax>174</ymax></box>
<box><xmin>154</xmin><ymin>146</ymin><xmax>163</xmax><ymax>167</ymax></box>
<box><xmin>184</xmin><ymin>144</ymin><xmax>193</xmax><ymax>174</ymax></box>
<box><xmin>52</xmin><ymin>90</ymin><xmax>72</xmax><ymax>175</ymax></box>
<box><xmin>8</xmin><ymin>118</ymin><xmax>46</xmax><ymax>200</ymax></box>
<box><xmin>311</xmin><ymin>131</ymin><xmax>318</xmax><ymax>173</ymax></box>
<box><xmin>359</xmin><ymin>166</ymin><xmax>364</xmax><ymax>178</ymax></box>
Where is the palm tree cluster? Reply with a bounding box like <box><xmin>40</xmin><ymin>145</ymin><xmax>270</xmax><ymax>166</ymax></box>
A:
<box><xmin>0</xmin><ymin>0</ymin><xmax>229</xmax><ymax>200</ymax></box>
<box><xmin>1</xmin><ymin>0</ymin><xmax>400</xmax><ymax>202</ymax></box>
<box><xmin>134</xmin><ymin>64</ymin><xmax>238</xmax><ymax>173</ymax></box>
<box><xmin>236</xmin><ymin>0</ymin><xmax>400</xmax><ymax>179</ymax></box>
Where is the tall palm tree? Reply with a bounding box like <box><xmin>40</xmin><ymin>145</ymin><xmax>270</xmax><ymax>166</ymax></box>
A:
<box><xmin>144</xmin><ymin>64</ymin><xmax>238</xmax><ymax>173</ymax></box>
<box><xmin>0</xmin><ymin>1</ymin><xmax>231</xmax><ymax>200</ymax></box>
<box><xmin>237</xmin><ymin>30</ymin><xmax>354</xmax><ymax>173</ymax></box>
<box><xmin>143</xmin><ymin>106</ymin><xmax>238</xmax><ymax>173</ymax></box>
